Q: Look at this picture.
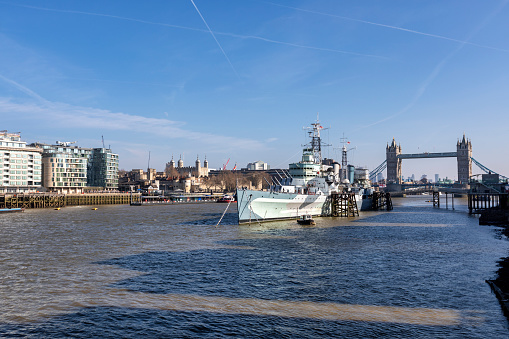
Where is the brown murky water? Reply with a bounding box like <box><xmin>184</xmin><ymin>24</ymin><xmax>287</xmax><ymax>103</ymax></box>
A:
<box><xmin>0</xmin><ymin>197</ymin><xmax>508</xmax><ymax>337</ymax></box>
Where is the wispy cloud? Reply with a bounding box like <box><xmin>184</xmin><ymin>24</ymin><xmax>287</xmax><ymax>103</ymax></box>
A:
<box><xmin>265</xmin><ymin>1</ymin><xmax>509</xmax><ymax>53</ymax></box>
<box><xmin>0</xmin><ymin>2</ymin><xmax>206</xmax><ymax>33</ymax></box>
<box><xmin>0</xmin><ymin>74</ymin><xmax>266</xmax><ymax>152</ymax></box>
<box><xmin>0</xmin><ymin>1</ymin><xmax>385</xmax><ymax>59</ymax></box>
<box><xmin>0</xmin><ymin>98</ymin><xmax>266</xmax><ymax>151</ymax></box>
<box><xmin>356</xmin><ymin>0</ymin><xmax>509</xmax><ymax>131</ymax></box>
<box><xmin>52</xmin><ymin>76</ymin><xmax>185</xmax><ymax>88</ymax></box>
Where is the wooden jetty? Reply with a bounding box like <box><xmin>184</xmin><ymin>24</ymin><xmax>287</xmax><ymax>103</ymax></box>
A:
<box><xmin>467</xmin><ymin>192</ymin><xmax>509</xmax><ymax>226</ymax></box>
<box><xmin>0</xmin><ymin>193</ymin><xmax>140</xmax><ymax>209</ymax></box>
<box><xmin>371</xmin><ymin>191</ymin><xmax>393</xmax><ymax>211</ymax></box>
<box><xmin>328</xmin><ymin>192</ymin><xmax>359</xmax><ymax>217</ymax></box>
<box><xmin>468</xmin><ymin>193</ymin><xmax>507</xmax><ymax>214</ymax></box>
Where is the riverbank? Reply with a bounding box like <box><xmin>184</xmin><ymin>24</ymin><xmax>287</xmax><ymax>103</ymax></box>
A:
<box><xmin>486</xmin><ymin>226</ymin><xmax>509</xmax><ymax>317</ymax></box>
<box><xmin>0</xmin><ymin>192</ymin><xmax>140</xmax><ymax>209</ymax></box>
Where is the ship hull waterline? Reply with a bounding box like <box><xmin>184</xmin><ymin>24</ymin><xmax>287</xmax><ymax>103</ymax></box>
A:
<box><xmin>236</xmin><ymin>189</ymin><xmax>370</xmax><ymax>224</ymax></box>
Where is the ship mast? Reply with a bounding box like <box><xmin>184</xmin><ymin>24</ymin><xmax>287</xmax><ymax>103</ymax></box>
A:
<box><xmin>303</xmin><ymin>115</ymin><xmax>330</xmax><ymax>164</ymax></box>
<box><xmin>339</xmin><ymin>134</ymin><xmax>356</xmax><ymax>182</ymax></box>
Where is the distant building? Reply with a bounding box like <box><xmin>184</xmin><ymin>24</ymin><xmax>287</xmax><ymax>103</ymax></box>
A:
<box><xmin>386</xmin><ymin>138</ymin><xmax>402</xmax><ymax>183</ymax></box>
<box><xmin>321</xmin><ymin>158</ymin><xmax>336</xmax><ymax>166</ymax></box>
<box><xmin>119</xmin><ymin>167</ymin><xmax>209</xmax><ymax>194</ymax></box>
<box><xmin>33</xmin><ymin>142</ymin><xmax>119</xmax><ymax>193</ymax></box>
<box><xmin>87</xmin><ymin>148</ymin><xmax>119</xmax><ymax>189</ymax></box>
<box><xmin>246</xmin><ymin>160</ymin><xmax>270</xmax><ymax>171</ymax></box>
<box><xmin>457</xmin><ymin>134</ymin><xmax>472</xmax><ymax>184</ymax></box>
<box><xmin>165</xmin><ymin>155</ymin><xmax>209</xmax><ymax>178</ymax></box>
<box><xmin>130</xmin><ymin>169</ymin><xmax>146</xmax><ymax>181</ymax></box>
<box><xmin>34</xmin><ymin>142</ymin><xmax>91</xmax><ymax>193</ymax></box>
<box><xmin>0</xmin><ymin>131</ymin><xmax>42</xmax><ymax>193</ymax></box>
<box><xmin>435</xmin><ymin>174</ymin><xmax>439</xmax><ymax>183</ymax></box>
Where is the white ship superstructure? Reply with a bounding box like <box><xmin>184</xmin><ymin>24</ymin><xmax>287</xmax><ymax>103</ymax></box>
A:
<box><xmin>236</xmin><ymin>119</ymin><xmax>372</xmax><ymax>224</ymax></box>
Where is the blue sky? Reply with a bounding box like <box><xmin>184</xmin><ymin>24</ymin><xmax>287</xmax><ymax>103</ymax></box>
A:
<box><xmin>0</xmin><ymin>0</ymin><xmax>508</xmax><ymax>180</ymax></box>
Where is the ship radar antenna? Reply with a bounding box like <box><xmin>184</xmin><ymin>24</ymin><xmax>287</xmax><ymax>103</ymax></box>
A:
<box><xmin>334</xmin><ymin>133</ymin><xmax>356</xmax><ymax>181</ymax></box>
<box><xmin>302</xmin><ymin>116</ymin><xmax>331</xmax><ymax>164</ymax></box>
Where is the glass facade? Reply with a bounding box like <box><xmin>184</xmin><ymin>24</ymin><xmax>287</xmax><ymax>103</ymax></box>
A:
<box><xmin>1</xmin><ymin>135</ymin><xmax>120</xmax><ymax>193</ymax></box>
<box><xmin>39</xmin><ymin>145</ymin><xmax>91</xmax><ymax>192</ymax></box>
<box><xmin>87</xmin><ymin>148</ymin><xmax>119</xmax><ymax>189</ymax></box>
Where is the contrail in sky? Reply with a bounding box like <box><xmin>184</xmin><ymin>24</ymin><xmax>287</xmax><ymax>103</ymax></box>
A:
<box><xmin>356</xmin><ymin>0</ymin><xmax>509</xmax><ymax>131</ymax></box>
<box><xmin>0</xmin><ymin>2</ymin><xmax>205</xmax><ymax>33</ymax></box>
<box><xmin>265</xmin><ymin>1</ymin><xmax>509</xmax><ymax>53</ymax></box>
<box><xmin>0</xmin><ymin>73</ymin><xmax>47</xmax><ymax>102</ymax></box>
<box><xmin>189</xmin><ymin>0</ymin><xmax>239</xmax><ymax>78</ymax></box>
<box><xmin>215</xmin><ymin>31</ymin><xmax>386</xmax><ymax>59</ymax></box>
<box><xmin>0</xmin><ymin>2</ymin><xmax>385</xmax><ymax>59</ymax></box>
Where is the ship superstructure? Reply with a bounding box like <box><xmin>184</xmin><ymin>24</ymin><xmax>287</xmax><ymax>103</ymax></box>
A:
<box><xmin>236</xmin><ymin>119</ymin><xmax>372</xmax><ymax>224</ymax></box>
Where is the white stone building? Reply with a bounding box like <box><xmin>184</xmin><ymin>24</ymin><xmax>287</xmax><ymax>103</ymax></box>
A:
<box><xmin>0</xmin><ymin>131</ymin><xmax>42</xmax><ymax>193</ymax></box>
<box><xmin>246</xmin><ymin>160</ymin><xmax>270</xmax><ymax>171</ymax></box>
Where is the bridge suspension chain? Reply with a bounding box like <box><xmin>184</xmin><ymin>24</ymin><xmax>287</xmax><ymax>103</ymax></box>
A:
<box><xmin>369</xmin><ymin>160</ymin><xmax>387</xmax><ymax>182</ymax></box>
<box><xmin>471</xmin><ymin>157</ymin><xmax>508</xmax><ymax>180</ymax></box>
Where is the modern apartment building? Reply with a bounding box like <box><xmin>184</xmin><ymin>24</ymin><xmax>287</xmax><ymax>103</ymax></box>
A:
<box><xmin>0</xmin><ymin>131</ymin><xmax>43</xmax><ymax>193</ymax></box>
<box><xmin>35</xmin><ymin>142</ymin><xmax>92</xmax><ymax>193</ymax></box>
<box><xmin>32</xmin><ymin>143</ymin><xmax>120</xmax><ymax>193</ymax></box>
<box><xmin>87</xmin><ymin>148</ymin><xmax>119</xmax><ymax>189</ymax></box>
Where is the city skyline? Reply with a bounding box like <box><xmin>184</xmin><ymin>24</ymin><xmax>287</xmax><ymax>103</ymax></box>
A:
<box><xmin>1</xmin><ymin>1</ymin><xmax>508</xmax><ymax>180</ymax></box>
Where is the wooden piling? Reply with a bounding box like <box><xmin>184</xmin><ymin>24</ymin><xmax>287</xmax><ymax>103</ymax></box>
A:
<box><xmin>468</xmin><ymin>193</ymin><xmax>508</xmax><ymax>215</ymax></box>
<box><xmin>433</xmin><ymin>191</ymin><xmax>440</xmax><ymax>208</ymax></box>
<box><xmin>371</xmin><ymin>192</ymin><xmax>393</xmax><ymax>211</ymax></box>
<box><xmin>329</xmin><ymin>192</ymin><xmax>359</xmax><ymax>217</ymax></box>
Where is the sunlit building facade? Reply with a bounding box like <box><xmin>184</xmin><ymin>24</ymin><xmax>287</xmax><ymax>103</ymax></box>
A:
<box><xmin>0</xmin><ymin>131</ymin><xmax>42</xmax><ymax>193</ymax></box>
<box><xmin>36</xmin><ymin>143</ymin><xmax>91</xmax><ymax>193</ymax></box>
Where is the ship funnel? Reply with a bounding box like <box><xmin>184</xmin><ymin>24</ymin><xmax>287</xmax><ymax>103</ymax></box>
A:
<box><xmin>333</xmin><ymin>163</ymin><xmax>340</xmax><ymax>176</ymax></box>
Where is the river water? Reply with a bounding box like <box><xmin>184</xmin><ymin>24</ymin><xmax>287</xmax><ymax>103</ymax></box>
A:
<box><xmin>0</xmin><ymin>196</ymin><xmax>508</xmax><ymax>338</ymax></box>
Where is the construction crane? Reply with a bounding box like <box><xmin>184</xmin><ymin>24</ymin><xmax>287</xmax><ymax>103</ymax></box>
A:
<box><xmin>222</xmin><ymin>158</ymin><xmax>230</xmax><ymax>170</ymax></box>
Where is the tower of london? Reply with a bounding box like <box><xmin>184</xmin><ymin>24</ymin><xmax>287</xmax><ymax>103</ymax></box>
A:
<box><xmin>165</xmin><ymin>155</ymin><xmax>209</xmax><ymax>178</ymax></box>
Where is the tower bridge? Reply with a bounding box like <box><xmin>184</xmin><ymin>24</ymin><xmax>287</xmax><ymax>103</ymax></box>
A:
<box><xmin>369</xmin><ymin>135</ymin><xmax>507</xmax><ymax>192</ymax></box>
<box><xmin>376</xmin><ymin>134</ymin><xmax>472</xmax><ymax>185</ymax></box>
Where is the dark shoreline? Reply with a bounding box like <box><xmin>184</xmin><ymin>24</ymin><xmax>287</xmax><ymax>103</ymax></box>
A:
<box><xmin>487</xmin><ymin>225</ymin><xmax>509</xmax><ymax>318</ymax></box>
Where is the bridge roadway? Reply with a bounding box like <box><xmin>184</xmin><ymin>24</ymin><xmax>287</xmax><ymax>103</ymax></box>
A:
<box><xmin>397</xmin><ymin>152</ymin><xmax>457</xmax><ymax>159</ymax></box>
<box><xmin>386</xmin><ymin>183</ymin><xmax>469</xmax><ymax>195</ymax></box>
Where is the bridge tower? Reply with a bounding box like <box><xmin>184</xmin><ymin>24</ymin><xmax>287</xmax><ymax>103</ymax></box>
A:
<box><xmin>386</xmin><ymin>138</ymin><xmax>402</xmax><ymax>183</ymax></box>
<box><xmin>457</xmin><ymin>134</ymin><xmax>472</xmax><ymax>184</ymax></box>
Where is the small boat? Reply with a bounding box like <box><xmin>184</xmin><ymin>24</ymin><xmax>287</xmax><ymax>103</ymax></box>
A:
<box><xmin>297</xmin><ymin>214</ymin><xmax>316</xmax><ymax>226</ymax></box>
<box><xmin>217</xmin><ymin>195</ymin><xmax>236</xmax><ymax>203</ymax></box>
<box><xmin>0</xmin><ymin>208</ymin><xmax>24</xmax><ymax>213</ymax></box>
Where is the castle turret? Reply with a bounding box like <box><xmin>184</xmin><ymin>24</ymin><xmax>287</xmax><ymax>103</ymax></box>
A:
<box><xmin>169</xmin><ymin>155</ymin><xmax>175</xmax><ymax>168</ymax></box>
<box><xmin>386</xmin><ymin>138</ymin><xmax>402</xmax><ymax>184</ymax></box>
<box><xmin>195</xmin><ymin>155</ymin><xmax>201</xmax><ymax>177</ymax></box>
<box><xmin>457</xmin><ymin>134</ymin><xmax>472</xmax><ymax>184</ymax></box>
<box><xmin>178</xmin><ymin>155</ymin><xmax>184</xmax><ymax>169</ymax></box>
<box><xmin>195</xmin><ymin>155</ymin><xmax>201</xmax><ymax>170</ymax></box>
<box><xmin>204</xmin><ymin>156</ymin><xmax>208</xmax><ymax>168</ymax></box>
